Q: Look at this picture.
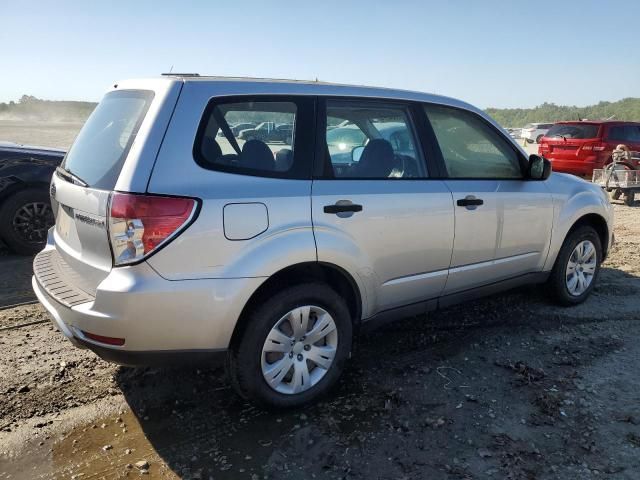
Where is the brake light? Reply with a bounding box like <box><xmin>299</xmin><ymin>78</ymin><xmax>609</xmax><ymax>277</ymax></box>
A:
<box><xmin>108</xmin><ymin>193</ymin><xmax>197</xmax><ymax>266</ymax></box>
<box><xmin>581</xmin><ymin>142</ymin><xmax>606</xmax><ymax>152</ymax></box>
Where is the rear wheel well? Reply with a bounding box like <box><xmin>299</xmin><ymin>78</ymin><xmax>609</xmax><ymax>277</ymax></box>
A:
<box><xmin>229</xmin><ymin>262</ymin><xmax>361</xmax><ymax>351</ymax></box>
<box><xmin>0</xmin><ymin>181</ymin><xmax>49</xmax><ymax>204</ymax></box>
<box><xmin>567</xmin><ymin>213</ymin><xmax>609</xmax><ymax>259</ymax></box>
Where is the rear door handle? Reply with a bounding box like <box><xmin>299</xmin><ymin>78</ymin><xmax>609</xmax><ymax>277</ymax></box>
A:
<box><xmin>456</xmin><ymin>196</ymin><xmax>484</xmax><ymax>208</ymax></box>
<box><xmin>323</xmin><ymin>203</ymin><xmax>363</xmax><ymax>214</ymax></box>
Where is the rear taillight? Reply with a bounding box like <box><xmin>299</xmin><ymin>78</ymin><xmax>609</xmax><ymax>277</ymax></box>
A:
<box><xmin>108</xmin><ymin>193</ymin><xmax>197</xmax><ymax>266</ymax></box>
<box><xmin>582</xmin><ymin>142</ymin><xmax>606</xmax><ymax>152</ymax></box>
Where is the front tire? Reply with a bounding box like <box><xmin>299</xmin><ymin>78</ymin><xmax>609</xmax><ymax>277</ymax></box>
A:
<box><xmin>228</xmin><ymin>283</ymin><xmax>353</xmax><ymax>408</ymax></box>
<box><xmin>547</xmin><ymin>226</ymin><xmax>602</xmax><ymax>306</ymax></box>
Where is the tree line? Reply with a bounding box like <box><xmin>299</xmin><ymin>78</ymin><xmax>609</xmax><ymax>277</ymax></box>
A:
<box><xmin>486</xmin><ymin>98</ymin><xmax>640</xmax><ymax>127</ymax></box>
<box><xmin>2</xmin><ymin>95</ymin><xmax>640</xmax><ymax>128</ymax></box>
<box><xmin>0</xmin><ymin>95</ymin><xmax>96</xmax><ymax>121</ymax></box>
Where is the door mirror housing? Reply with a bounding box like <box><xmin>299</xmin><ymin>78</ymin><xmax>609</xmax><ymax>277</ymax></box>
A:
<box><xmin>527</xmin><ymin>154</ymin><xmax>551</xmax><ymax>180</ymax></box>
<box><xmin>352</xmin><ymin>146</ymin><xmax>364</xmax><ymax>163</ymax></box>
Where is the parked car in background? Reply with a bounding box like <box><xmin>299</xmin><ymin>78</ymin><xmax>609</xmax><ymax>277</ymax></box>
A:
<box><xmin>217</xmin><ymin>122</ymin><xmax>259</xmax><ymax>137</ymax></box>
<box><xmin>0</xmin><ymin>142</ymin><xmax>64</xmax><ymax>254</ymax></box>
<box><xmin>231</xmin><ymin>122</ymin><xmax>257</xmax><ymax>136</ymax></box>
<box><xmin>504</xmin><ymin>127</ymin><xmax>521</xmax><ymax>139</ymax></box>
<box><xmin>34</xmin><ymin>76</ymin><xmax>613</xmax><ymax>408</ymax></box>
<box><xmin>238</xmin><ymin>122</ymin><xmax>293</xmax><ymax>143</ymax></box>
<box><xmin>539</xmin><ymin>121</ymin><xmax>640</xmax><ymax>178</ymax></box>
<box><xmin>522</xmin><ymin>123</ymin><xmax>554</xmax><ymax>144</ymax></box>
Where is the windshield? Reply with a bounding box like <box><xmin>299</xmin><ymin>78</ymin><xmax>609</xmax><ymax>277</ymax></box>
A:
<box><xmin>546</xmin><ymin>124</ymin><xmax>599</xmax><ymax>139</ymax></box>
<box><xmin>63</xmin><ymin>90</ymin><xmax>154</xmax><ymax>189</ymax></box>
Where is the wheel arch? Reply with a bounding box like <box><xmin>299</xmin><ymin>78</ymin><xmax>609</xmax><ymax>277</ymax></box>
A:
<box><xmin>0</xmin><ymin>179</ymin><xmax>50</xmax><ymax>204</ymax></box>
<box><xmin>566</xmin><ymin>213</ymin><xmax>610</xmax><ymax>260</ymax></box>
<box><xmin>228</xmin><ymin>261</ymin><xmax>362</xmax><ymax>351</ymax></box>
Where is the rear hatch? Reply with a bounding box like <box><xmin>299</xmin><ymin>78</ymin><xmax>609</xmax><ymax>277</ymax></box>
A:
<box><xmin>540</xmin><ymin>123</ymin><xmax>602</xmax><ymax>161</ymax></box>
<box><xmin>48</xmin><ymin>80</ymin><xmax>182</xmax><ymax>296</ymax></box>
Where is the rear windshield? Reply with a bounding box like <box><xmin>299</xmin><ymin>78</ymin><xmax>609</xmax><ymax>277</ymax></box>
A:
<box><xmin>545</xmin><ymin>124</ymin><xmax>599</xmax><ymax>139</ymax></box>
<box><xmin>63</xmin><ymin>90</ymin><xmax>154</xmax><ymax>189</ymax></box>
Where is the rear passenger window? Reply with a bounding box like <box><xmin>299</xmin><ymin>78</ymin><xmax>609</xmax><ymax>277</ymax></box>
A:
<box><xmin>608</xmin><ymin>125</ymin><xmax>640</xmax><ymax>143</ymax></box>
<box><xmin>320</xmin><ymin>100</ymin><xmax>426</xmax><ymax>179</ymax></box>
<box><xmin>424</xmin><ymin>104</ymin><xmax>523</xmax><ymax>179</ymax></box>
<box><xmin>195</xmin><ymin>100</ymin><xmax>302</xmax><ymax>177</ymax></box>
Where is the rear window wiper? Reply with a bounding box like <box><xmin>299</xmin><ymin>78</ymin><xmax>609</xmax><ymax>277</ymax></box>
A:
<box><xmin>56</xmin><ymin>166</ymin><xmax>88</xmax><ymax>187</ymax></box>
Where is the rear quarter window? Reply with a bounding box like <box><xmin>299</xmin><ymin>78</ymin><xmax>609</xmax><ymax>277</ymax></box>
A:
<box><xmin>194</xmin><ymin>97</ymin><xmax>313</xmax><ymax>179</ymax></box>
<box><xmin>608</xmin><ymin>125</ymin><xmax>640</xmax><ymax>143</ymax></box>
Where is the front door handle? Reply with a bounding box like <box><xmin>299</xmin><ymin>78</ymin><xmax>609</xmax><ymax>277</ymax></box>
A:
<box><xmin>324</xmin><ymin>203</ymin><xmax>363</xmax><ymax>214</ymax></box>
<box><xmin>456</xmin><ymin>196</ymin><xmax>484</xmax><ymax>208</ymax></box>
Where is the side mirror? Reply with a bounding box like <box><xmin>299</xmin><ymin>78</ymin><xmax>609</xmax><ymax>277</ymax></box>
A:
<box><xmin>527</xmin><ymin>154</ymin><xmax>551</xmax><ymax>180</ymax></box>
<box><xmin>352</xmin><ymin>146</ymin><xmax>364</xmax><ymax>163</ymax></box>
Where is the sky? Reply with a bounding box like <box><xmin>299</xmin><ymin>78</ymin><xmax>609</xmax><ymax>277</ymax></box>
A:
<box><xmin>1</xmin><ymin>0</ymin><xmax>639</xmax><ymax>109</ymax></box>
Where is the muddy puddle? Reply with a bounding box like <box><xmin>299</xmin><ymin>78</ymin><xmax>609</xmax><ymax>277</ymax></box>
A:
<box><xmin>0</xmin><ymin>386</ymin><xmax>382</xmax><ymax>480</ymax></box>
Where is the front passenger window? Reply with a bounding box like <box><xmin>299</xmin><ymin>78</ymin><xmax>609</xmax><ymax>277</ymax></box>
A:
<box><xmin>424</xmin><ymin>104</ymin><xmax>523</xmax><ymax>179</ymax></box>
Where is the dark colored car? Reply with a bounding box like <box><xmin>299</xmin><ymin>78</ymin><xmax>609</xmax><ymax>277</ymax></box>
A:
<box><xmin>216</xmin><ymin>122</ymin><xmax>257</xmax><ymax>137</ymax></box>
<box><xmin>238</xmin><ymin>122</ymin><xmax>293</xmax><ymax>143</ymax></box>
<box><xmin>539</xmin><ymin>121</ymin><xmax>640</xmax><ymax>178</ymax></box>
<box><xmin>0</xmin><ymin>142</ymin><xmax>64</xmax><ymax>254</ymax></box>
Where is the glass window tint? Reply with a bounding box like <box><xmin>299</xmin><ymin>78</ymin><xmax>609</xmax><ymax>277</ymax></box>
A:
<box><xmin>608</xmin><ymin>125</ymin><xmax>640</xmax><ymax>143</ymax></box>
<box><xmin>63</xmin><ymin>90</ymin><xmax>153</xmax><ymax>189</ymax></box>
<box><xmin>424</xmin><ymin>104</ymin><xmax>523</xmax><ymax>179</ymax></box>
<box><xmin>322</xmin><ymin>101</ymin><xmax>426</xmax><ymax>179</ymax></box>
<box><xmin>546</xmin><ymin>124</ymin><xmax>599</xmax><ymax>139</ymax></box>
<box><xmin>196</xmin><ymin>101</ymin><xmax>297</xmax><ymax>176</ymax></box>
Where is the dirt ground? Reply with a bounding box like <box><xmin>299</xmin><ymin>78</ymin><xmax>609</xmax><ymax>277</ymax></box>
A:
<box><xmin>0</xmin><ymin>202</ymin><xmax>637</xmax><ymax>480</ymax></box>
<box><xmin>0</xmin><ymin>120</ymin><xmax>83</xmax><ymax>150</ymax></box>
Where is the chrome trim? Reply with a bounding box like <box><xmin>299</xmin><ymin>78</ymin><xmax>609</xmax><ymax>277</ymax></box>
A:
<box><xmin>449</xmin><ymin>252</ymin><xmax>539</xmax><ymax>274</ymax></box>
<box><xmin>383</xmin><ymin>268</ymin><xmax>449</xmax><ymax>287</ymax></box>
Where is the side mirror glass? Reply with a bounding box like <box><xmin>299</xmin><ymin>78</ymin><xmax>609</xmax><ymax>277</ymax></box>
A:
<box><xmin>352</xmin><ymin>146</ymin><xmax>364</xmax><ymax>163</ymax></box>
<box><xmin>528</xmin><ymin>154</ymin><xmax>551</xmax><ymax>180</ymax></box>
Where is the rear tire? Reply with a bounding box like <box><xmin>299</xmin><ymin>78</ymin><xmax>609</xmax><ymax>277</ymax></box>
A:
<box><xmin>0</xmin><ymin>188</ymin><xmax>53</xmax><ymax>255</ymax></box>
<box><xmin>547</xmin><ymin>226</ymin><xmax>602</xmax><ymax>306</ymax></box>
<box><xmin>624</xmin><ymin>191</ymin><xmax>635</xmax><ymax>206</ymax></box>
<box><xmin>228</xmin><ymin>282</ymin><xmax>352</xmax><ymax>408</ymax></box>
<box><xmin>536</xmin><ymin>134</ymin><xmax>544</xmax><ymax>144</ymax></box>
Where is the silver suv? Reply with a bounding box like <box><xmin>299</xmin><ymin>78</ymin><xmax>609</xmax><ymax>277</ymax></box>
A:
<box><xmin>33</xmin><ymin>76</ymin><xmax>614</xmax><ymax>407</ymax></box>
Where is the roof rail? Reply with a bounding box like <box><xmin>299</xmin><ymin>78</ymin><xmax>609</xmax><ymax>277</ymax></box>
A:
<box><xmin>161</xmin><ymin>72</ymin><xmax>200</xmax><ymax>77</ymax></box>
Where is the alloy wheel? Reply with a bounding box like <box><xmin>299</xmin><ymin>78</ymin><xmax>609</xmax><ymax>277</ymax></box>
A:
<box><xmin>11</xmin><ymin>202</ymin><xmax>53</xmax><ymax>245</ymax></box>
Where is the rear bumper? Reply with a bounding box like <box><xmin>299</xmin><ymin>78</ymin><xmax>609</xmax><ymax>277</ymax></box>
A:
<box><xmin>549</xmin><ymin>159</ymin><xmax>597</xmax><ymax>178</ymax></box>
<box><xmin>32</xmin><ymin>246</ymin><xmax>265</xmax><ymax>365</ymax></box>
<box><xmin>75</xmin><ymin>336</ymin><xmax>227</xmax><ymax>367</ymax></box>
